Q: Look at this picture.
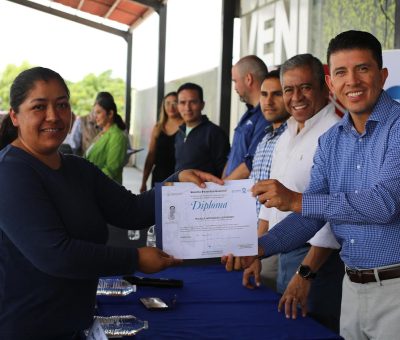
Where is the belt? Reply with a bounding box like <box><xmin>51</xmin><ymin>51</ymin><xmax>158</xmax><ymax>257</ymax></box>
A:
<box><xmin>346</xmin><ymin>265</ymin><xmax>400</xmax><ymax>284</ymax></box>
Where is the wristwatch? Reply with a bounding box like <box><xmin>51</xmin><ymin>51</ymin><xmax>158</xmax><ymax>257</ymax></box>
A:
<box><xmin>296</xmin><ymin>264</ymin><xmax>317</xmax><ymax>280</ymax></box>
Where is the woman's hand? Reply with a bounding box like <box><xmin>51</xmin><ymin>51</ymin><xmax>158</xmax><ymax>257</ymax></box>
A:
<box><xmin>178</xmin><ymin>169</ymin><xmax>224</xmax><ymax>188</ymax></box>
<box><xmin>137</xmin><ymin>247</ymin><xmax>182</xmax><ymax>273</ymax></box>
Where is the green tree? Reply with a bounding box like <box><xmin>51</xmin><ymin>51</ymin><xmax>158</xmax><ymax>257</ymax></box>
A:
<box><xmin>0</xmin><ymin>63</ymin><xmax>126</xmax><ymax>120</ymax></box>
<box><xmin>312</xmin><ymin>0</ymin><xmax>395</xmax><ymax>62</ymax></box>
<box><xmin>69</xmin><ymin>70</ymin><xmax>126</xmax><ymax>119</ymax></box>
<box><xmin>0</xmin><ymin>62</ymin><xmax>33</xmax><ymax>111</ymax></box>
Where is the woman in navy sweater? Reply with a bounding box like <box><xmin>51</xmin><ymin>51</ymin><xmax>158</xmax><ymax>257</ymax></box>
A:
<box><xmin>0</xmin><ymin>67</ymin><xmax>220</xmax><ymax>339</ymax></box>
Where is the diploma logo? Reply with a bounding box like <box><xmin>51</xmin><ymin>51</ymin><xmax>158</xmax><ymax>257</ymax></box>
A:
<box><xmin>191</xmin><ymin>200</ymin><xmax>228</xmax><ymax>211</ymax></box>
<box><xmin>233</xmin><ymin>188</ymin><xmax>249</xmax><ymax>193</ymax></box>
<box><xmin>168</xmin><ymin>205</ymin><xmax>176</xmax><ymax>220</ymax></box>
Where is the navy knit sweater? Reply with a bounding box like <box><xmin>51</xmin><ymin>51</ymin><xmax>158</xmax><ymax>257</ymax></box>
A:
<box><xmin>0</xmin><ymin>145</ymin><xmax>155</xmax><ymax>339</ymax></box>
<box><xmin>175</xmin><ymin>115</ymin><xmax>230</xmax><ymax>177</ymax></box>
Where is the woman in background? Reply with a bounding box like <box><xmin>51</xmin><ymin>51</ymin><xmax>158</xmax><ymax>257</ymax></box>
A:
<box><xmin>140</xmin><ymin>92</ymin><xmax>182</xmax><ymax>192</ymax></box>
<box><xmin>86</xmin><ymin>92</ymin><xmax>128</xmax><ymax>184</ymax></box>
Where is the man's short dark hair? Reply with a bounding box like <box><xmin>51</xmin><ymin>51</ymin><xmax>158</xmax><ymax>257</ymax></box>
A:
<box><xmin>327</xmin><ymin>30</ymin><xmax>382</xmax><ymax>69</ymax></box>
<box><xmin>265</xmin><ymin>68</ymin><xmax>281</xmax><ymax>81</ymax></box>
<box><xmin>280</xmin><ymin>54</ymin><xmax>325</xmax><ymax>89</ymax></box>
<box><xmin>177</xmin><ymin>82</ymin><xmax>204</xmax><ymax>102</ymax></box>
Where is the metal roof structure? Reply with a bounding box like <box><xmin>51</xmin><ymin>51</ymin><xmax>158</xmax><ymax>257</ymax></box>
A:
<box><xmin>6</xmin><ymin>0</ymin><xmax>167</xmax><ymax>129</ymax></box>
<box><xmin>6</xmin><ymin>0</ymin><xmax>237</xmax><ymax>133</ymax></box>
<box><xmin>52</xmin><ymin>0</ymin><xmax>160</xmax><ymax>27</ymax></box>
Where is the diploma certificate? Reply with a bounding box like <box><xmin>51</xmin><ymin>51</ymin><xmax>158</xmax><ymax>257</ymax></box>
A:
<box><xmin>157</xmin><ymin>179</ymin><xmax>258</xmax><ymax>259</ymax></box>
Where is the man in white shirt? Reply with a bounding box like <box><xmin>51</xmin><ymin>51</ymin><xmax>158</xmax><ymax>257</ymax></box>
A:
<box><xmin>256</xmin><ymin>54</ymin><xmax>344</xmax><ymax>332</ymax></box>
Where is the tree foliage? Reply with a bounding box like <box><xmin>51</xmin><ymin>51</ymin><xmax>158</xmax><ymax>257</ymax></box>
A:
<box><xmin>0</xmin><ymin>62</ymin><xmax>126</xmax><ymax>119</ymax></box>
<box><xmin>68</xmin><ymin>70</ymin><xmax>126</xmax><ymax>118</ymax></box>
<box><xmin>312</xmin><ymin>0</ymin><xmax>395</xmax><ymax>63</ymax></box>
<box><xmin>0</xmin><ymin>62</ymin><xmax>33</xmax><ymax>112</ymax></box>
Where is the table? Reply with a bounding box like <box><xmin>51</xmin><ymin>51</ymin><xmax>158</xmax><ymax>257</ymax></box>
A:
<box><xmin>97</xmin><ymin>264</ymin><xmax>343</xmax><ymax>339</ymax></box>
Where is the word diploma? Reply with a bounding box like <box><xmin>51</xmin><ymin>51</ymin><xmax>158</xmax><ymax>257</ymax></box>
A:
<box><xmin>161</xmin><ymin>179</ymin><xmax>258</xmax><ymax>259</ymax></box>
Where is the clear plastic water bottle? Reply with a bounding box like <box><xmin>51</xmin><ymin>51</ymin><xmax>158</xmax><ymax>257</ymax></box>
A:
<box><xmin>146</xmin><ymin>226</ymin><xmax>156</xmax><ymax>247</ymax></box>
<box><xmin>127</xmin><ymin>230</ymin><xmax>140</xmax><ymax>241</ymax></box>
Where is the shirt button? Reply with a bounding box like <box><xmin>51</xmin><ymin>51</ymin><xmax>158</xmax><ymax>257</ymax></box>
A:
<box><xmin>350</xmin><ymin>239</ymin><xmax>355</xmax><ymax>244</ymax></box>
<box><xmin>358</xmin><ymin>138</ymin><xmax>362</xmax><ymax>142</ymax></box>
<box><xmin>355</xmin><ymin>190</ymin><xmax>358</xmax><ymax>194</ymax></box>
<box><xmin>356</xmin><ymin>165</ymin><xmax>361</xmax><ymax>170</ymax></box>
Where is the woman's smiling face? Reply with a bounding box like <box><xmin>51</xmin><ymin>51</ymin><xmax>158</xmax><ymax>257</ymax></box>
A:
<box><xmin>10</xmin><ymin>78</ymin><xmax>71</xmax><ymax>156</ymax></box>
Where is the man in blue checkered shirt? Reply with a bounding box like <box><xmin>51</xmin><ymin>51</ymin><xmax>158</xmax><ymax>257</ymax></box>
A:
<box><xmin>228</xmin><ymin>70</ymin><xmax>289</xmax><ymax>210</ymax></box>
<box><xmin>249</xmin><ymin>69</ymin><xmax>288</xmax><ymax>290</ymax></box>
<box><xmin>248</xmin><ymin>69</ymin><xmax>288</xmax><ymax>215</ymax></box>
<box><xmin>235</xmin><ymin>30</ymin><xmax>400</xmax><ymax>339</ymax></box>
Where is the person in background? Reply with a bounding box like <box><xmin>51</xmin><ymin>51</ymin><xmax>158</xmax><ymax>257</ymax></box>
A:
<box><xmin>59</xmin><ymin>111</ymin><xmax>76</xmax><ymax>154</ymax></box>
<box><xmin>140</xmin><ymin>92</ymin><xmax>183</xmax><ymax>193</ymax></box>
<box><xmin>0</xmin><ymin>66</ymin><xmax>222</xmax><ymax>339</ymax></box>
<box><xmin>175</xmin><ymin>82</ymin><xmax>230</xmax><ymax>177</ymax></box>
<box><xmin>248</xmin><ymin>69</ymin><xmax>290</xmax><ymax>287</ymax></box>
<box><xmin>226</xmin><ymin>69</ymin><xmax>289</xmax><ymax>272</ymax></box>
<box><xmin>68</xmin><ymin>110</ymin><xmax>99</xmax><ymax>156</ymax></box>
<box><xmin>238</xmin><ymin>68</ymin><xmax>289</xmax><ymax>214</ymax></box>
<box><xmin>223</xmin><ymin>55</ymin><xmax>270</xmax><ymax>179</ymax></box>
<box><xmin>85</xmin><ymin>92</ymin><xmax>128</xmax><ymax>184</ymax></box>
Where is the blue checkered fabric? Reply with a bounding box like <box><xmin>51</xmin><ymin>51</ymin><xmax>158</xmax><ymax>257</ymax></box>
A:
<box><xmin>260</xmin><ymin>91</ymin><xmax>400</xmax><ymax>269</ymax></box>
<box><xmin>250</xmin><ymin>122</ymin><xmax>287</xmax><ymax>215</ymax></box>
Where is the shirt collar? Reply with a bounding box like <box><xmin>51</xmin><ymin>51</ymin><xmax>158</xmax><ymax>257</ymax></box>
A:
<box><xmin>287</xmin><ymin>102</ymin><xmax>334</xmax><ymax>135</ymax></box>
<box><xmin>338</xmin><ymin>90</ymin><xmax>392</xmax><ymax>132</ymax></box>
<box><xmin>179</xmin><ymin>115</ymin><xmax>209</xmax><ymax>132</ymax></box>
<box><xmin>273</xmin><ymin>121</ymin><xmax>287</xmax><ymax>135</ymax></box>
<box><xmin>247</xmin><ymin>103</ymin><xmax>260</xmax><ymax>114</ymax></box>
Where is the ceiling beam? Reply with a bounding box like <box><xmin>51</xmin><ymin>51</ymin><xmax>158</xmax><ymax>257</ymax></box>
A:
<box><xmin>133</xmin><ymin>0</ymin><xmax>162</xmax><ymax>13</ymax></box>
<box><xmin>104</xmin><ymin>0</ymin><xmax>122</xmax><ymax>19</ymax></box>
<box><xmin>77</xmin><ymin>0</ymin><xmax>85</xmax><ymax>11</ymax></box>
<box><xmin>6</xmin><ymin>0</ymin><xmax>130</xmax><ymax>40</ymax></box>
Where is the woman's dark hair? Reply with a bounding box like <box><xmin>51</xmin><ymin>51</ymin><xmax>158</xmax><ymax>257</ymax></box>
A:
<box><xmin>0</xmin><ymin>115</ymin><xmax>18</xmax><ymax>150</ymax></box>
<box><xmin>0</xmin><ymin>67</ymin><xmax>70</xmax><ymax>149</ymax></box>
<box><xmin>95</xmin><ymin>91</ymin><xmax>126</xmax><ymax>130</ymax></box>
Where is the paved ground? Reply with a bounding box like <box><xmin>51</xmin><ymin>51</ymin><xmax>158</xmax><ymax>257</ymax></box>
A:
<box><xmin>122</xmin><ymin>165</ymin><xmax>144</xmax><ymax>194</ymax></box>
<box><xmin>108</xmin><ymin>166</ymin><xmax>149</xmax><ymax>247</ymax></box>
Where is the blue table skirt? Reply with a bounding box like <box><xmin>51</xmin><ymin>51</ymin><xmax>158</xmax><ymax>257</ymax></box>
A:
<box><xmin>97</xmin><ymin>264</ymin><xmax>343</xmax><ymax>340</ymax></box>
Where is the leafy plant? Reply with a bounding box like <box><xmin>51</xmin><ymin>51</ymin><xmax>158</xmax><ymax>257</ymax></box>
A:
<box><xmin>0</xmin><ymin>63</ymin><xmax>126</xmax><ymax>119</ymax></box>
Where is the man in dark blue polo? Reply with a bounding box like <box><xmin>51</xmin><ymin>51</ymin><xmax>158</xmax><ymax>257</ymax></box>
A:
<box><xmin>223</xmin><ymin>55</ymin><xmax>270</xmax><ymax>179</ymax></box>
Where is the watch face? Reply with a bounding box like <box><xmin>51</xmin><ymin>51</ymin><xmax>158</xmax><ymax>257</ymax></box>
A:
<box><xmin>297</xmin><ymin>265</ymin><xmax>316</xmax><ymax>279</ymax></box>
<box><xmin>298</xmin><ymin>265</ymin><xmax>311</xmax><ymax>276</ymax></box>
